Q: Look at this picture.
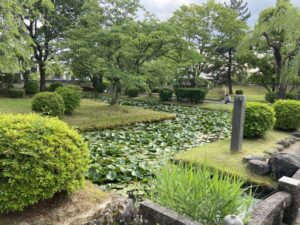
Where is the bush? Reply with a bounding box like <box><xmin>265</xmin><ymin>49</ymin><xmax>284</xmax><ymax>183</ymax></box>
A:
<box><xmin>66</xmin><ymin>85</ymin><xmax>83</xmax><ymax>93</ymax></box>
<box><xmin>149</xmin><ymin>164</ymin><xmax>252</xmax><ymax>225</ymax></box>
<box><xmin>126</xmin><ymin>86</ymin><xmax>139</xmax><ymax>98</ymax></box>
<box><xmin>151</xmin><ymin>87</ymin><xmax>161</xmax><ymax>93</ymax></box>
<box><xmin>175</xmin><ymin>88</ymin><xmax>207</xmax><ymax>104</ymax></box>
<box><xmin>32</xmin><ymin>92</ymin><xmax>65</xmax><ymax>117</ymax></box>
<box><xmin>244</xmin><ymin>103</ymin><xmax>275</xmax><ymax>138</ymax></box>
<box><xmin>235</xmin><ymin>89</ymin><xmax>244</xmax><ymax>95</ymax></box>
<box><xmin>48</xmin><ymin>82</ymin><xmax>64</xmax><ymax>92</ymax></box>
<box><xmin>274</xmin><ymin>100</ymin><xmax>300</xmax><ymax>130</ymax></box>
<box><xmin>7</xmin><ymin>89</ymin><xmax>25</xmax><ymax>98</ymax></box>
<box><xmin>265</xmin><ymin>91</ymin><xmax>277</xmax><ymax>103</ymax></box>
<box><xmin>285</xmin><ymin>93</ymin><xmax>295</xmax><ymax>100</ymax></box>
<box><xmin>24</xmin><ymin>81</ymin><xmax>39</xmax><ymax>94</ymax></box>
<box><xmin>0</xmin><ymin>114</ymin><xmax>89</xmax><ymax>213</ymax></box>
<box><xmin>159</xmin><ymin>88</ymin><xmax>173</xmax><ymax>101</ymax></box>
<box><xmin>56</xmin><ymin>86</ymin><xmax>81</xmax><ymax>114</ymax></box>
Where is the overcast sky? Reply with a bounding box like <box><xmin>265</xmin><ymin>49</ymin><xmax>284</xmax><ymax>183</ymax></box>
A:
<box><xmin>140</xmin><ymin>0</ymin><xmax>300</xmax><ymax>26</ymax></box>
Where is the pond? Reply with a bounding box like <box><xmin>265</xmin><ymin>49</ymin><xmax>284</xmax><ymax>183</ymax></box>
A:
<box><xmin>84</xmin><ymin>99</ymin><xmax>231</xmax><ymax>196</ymax></box>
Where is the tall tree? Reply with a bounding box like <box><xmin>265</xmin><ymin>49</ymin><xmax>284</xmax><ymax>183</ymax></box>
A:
<box><xmin>211</xmin><ymin>2</ymin><xmax>248</xmax><ymax>94</ymax></box>
<box><xmin>225</xmin><ymin>0</ymin><xmax>251</xmax><ymax>22</ymax></box>
<box><xmin>239</xmin><ymin>0</ymin><xmax>300</xmax><ymax>98</ymax></box>
<box><xmin>18</xmin><ymin>0</ymin><xmax>85</xmax><ymax>91</ymax></box>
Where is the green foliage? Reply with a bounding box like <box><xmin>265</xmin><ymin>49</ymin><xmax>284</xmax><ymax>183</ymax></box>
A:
<box><xmin>126</xmin><ymin>86</ymin><xmax>139</xmax><ymax>98</ymax></box>
<box><xmin>159</xmin><ymin>88</ymin><xmax>173</xmax><ymax>101</ymax></box>
<box><xmin>235</xmin><ymin>89</ymin><xmax>244</xmax><ymax>95</ymax></box>
<box><xmin>65</xmin><ymin>85</ymin><xmax>83</xmax><ymax>94</ymax></box>
<box><xmin>85</xmin><ymin>98</ymin><xmax>231</xmax><ymax>194</ymax></box>
<box><xmin>0</xmin><ymin>114</ymin><xmax>89</xmax><ymax>213</ymax></box>
<box><xmin>24</xmin><ymin>81</ymin><xmax>39</xmax><ymax>94</ymax></box>
<box><xmin>149</xmin><ymin>164</ymin><xmax>252</xmax><ymax>225</ymax></box>
<box><xmin>7</xmin><ymin>89</ymin><xmax>25</xmax><ymax>98</ymax></box>
<box><xmin>56</xmin><ymin>87</ymin><xmax>81</xmax><ymax>114</ymax></box>
<box><xmin>48</xmin><ymin>82</ymin><xmax>64</xmax><ymax>92</ymax></box>
<box><xmin>32</xmin><ymin>92</ymin><xmax>65</xmax><ymax>117</ymax></box>
<box><xmin>175</xmin><ymin>88</ymin><xmax>207</xmax><ymax>104</ymax></box>
<box><xmin>285</xmin><ymin>93</ymin><xmax>295</xmax><ymax>100</ymax></box>
<box><xmin>274</xmin><ymin>100</ymin><xmax>300</xmax><ymax>131</ymax></box>
<box><xmin>265</xmin><ymin>92</ymin><xmax>277</xmax><ymax>103</ymax></box>
<box><xmin>244</xmin><ymin>102</ymin><xmax>275</xmax><ymax>138</ymax></box>
<box><xmin>95</xmin><ymin>83</ymin><xmax>107</xmax><ymax>93</ymax></box>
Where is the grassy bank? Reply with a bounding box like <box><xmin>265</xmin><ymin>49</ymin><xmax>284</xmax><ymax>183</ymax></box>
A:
<box><xmin>0</xmin><ymin>98</ymin><xmax>175</xmax><ymax>131</ymax></box>
<box><xmin>175</xmin><ymin>130</ymin><xmax>291</xmax><ymax>188</ymax></box>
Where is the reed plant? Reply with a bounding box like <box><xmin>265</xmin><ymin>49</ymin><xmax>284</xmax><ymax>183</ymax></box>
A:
<box><xmin>148</xmin><ymin>163</ymin><xmax>252</xmax><ymax>225</ymax></box>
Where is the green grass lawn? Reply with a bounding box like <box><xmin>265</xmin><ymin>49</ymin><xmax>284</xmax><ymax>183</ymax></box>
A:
<box><xmin>206</xmin><ymin>85</ymin><xmax>268</xmax><ymax>102</ymax></box>
<box><xmin>175</xmin><ymin>130</ymin><xmax>291</xmax><ymax>188</ymax></box>
<box><xmin>0</xmin><ymin>98</ymin><xmax>175</xmax><ymax>132</ymax></box>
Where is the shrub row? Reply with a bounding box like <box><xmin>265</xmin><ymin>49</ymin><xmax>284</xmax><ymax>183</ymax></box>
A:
<box><xmin>175</xmin><ymin>88</ymin><xmax>207</xmax><ymax>104</ymax></box>
<box><xmin>7</xmin><ymin>89</ymin><xmax>25</xmax><ymax>98</ymax></box>
<box><xmin>159</xmin><ymin>88</ymin><xmax>173</xmax><ymax>101</ymax></box>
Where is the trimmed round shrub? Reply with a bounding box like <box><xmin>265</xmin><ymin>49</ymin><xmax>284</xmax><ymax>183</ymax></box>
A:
<box><xmin>66</xmin><ymin>85</ymin><xmax>83</xmax><ymax>94</ymax></box>
<box><xmin>32</xmin><ymin>92</ymin><xmax>65</xmax><ymax>117</ymax></box>
<box><xmin>56</xmin><ymin>86</ymin><xmax>81</xmax><ymax>114</ymax></box>
<box><xmin>265</xmin><ymin>91</ymin><xmax>277</xmax><ymax>103</ymax></box>
<box><xmin>126</xmin><ymin>86</ymin><xmax>139</xmax><ymax>98</ymax></box>
<box><xmin>244</xmin><ymin>102</ymin><xmax>275</xmax><ymax>138</ymax></box>
<box><xmin>0</xmin><ymin>114</ymin><xmax>89</xmax><ymax>213</ymax></box>
<box><xmin>235</xmin><ymin>89</ymin><xmax>244</xmax><ymax>95</ymax></box>
<box><xmin>159</xmin><ymin>88</ymin><xmax>173</xmax><ymax>101</ymax></box>
<box><xmin>48</xmin><ymin>82</ymin><xmax>63</xmax><ymax>92</ymax></box>
<box><xmin>24</xmin><ymin>81</ymin><xmax>39</xmax><ymax>94</ymax></box>
<box><xmin>274</xmin><ymin>100</ymin><xmax>300</xmax><ymax>130</ymax></box>
<box><xmin>7</xmin><ymin>89</ymin><xmax>25</xmax><ymax>98</ymax></box>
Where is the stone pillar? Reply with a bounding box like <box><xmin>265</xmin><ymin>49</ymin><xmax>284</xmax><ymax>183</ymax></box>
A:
<box><xmin>278</xmin><ymin>176</ymin><xmax>300</xmax><ymax>225</ymax></box>
<box><xmin>230</xmin><ymin>95</ymin><xmax>246</xmax><ymax>153</ymax></box>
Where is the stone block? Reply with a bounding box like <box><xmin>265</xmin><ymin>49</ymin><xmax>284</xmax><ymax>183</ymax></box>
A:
<box><xmin>247</xmin><ymin>160</ymin><xmax>270</xmax><ymax>176</ymax></box>
<box><xmin>139</xmin><ymin>200</ymin><xmax>203</xmax><ymax>225</ymax></box>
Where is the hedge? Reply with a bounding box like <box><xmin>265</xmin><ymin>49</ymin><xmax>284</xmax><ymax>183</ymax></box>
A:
<box><xmin>159</xmin><ymin>88</ymin><xmax>173</xmax><ymax>101</ymax></box>
<box><xmin>7</xmin><ymin>89</ymin><xmax>25</xmax><ymax>98</ymax></box>
<box><xmin>175</xmin><ymin>88</ymin><xmax>207</xmax><ymax>104</ymax></box>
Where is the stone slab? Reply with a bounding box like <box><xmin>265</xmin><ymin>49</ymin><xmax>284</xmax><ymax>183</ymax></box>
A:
<box><xmin>139</xmin><ymin>200</ymin><xmax>203</xmax><ymax>225</ymax></box>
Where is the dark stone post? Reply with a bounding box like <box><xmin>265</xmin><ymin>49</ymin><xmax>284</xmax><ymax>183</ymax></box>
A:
<box><xmin>230</xmin><ymin>95</ymin><xmax>246</xmax><ymax>153</ymax></box>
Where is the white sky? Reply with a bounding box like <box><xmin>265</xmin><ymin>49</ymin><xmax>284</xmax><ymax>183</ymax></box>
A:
<box><xmin>140</xmin><ymin>0</ymin><xmax>300</xmax><ymax>26</ymax></box>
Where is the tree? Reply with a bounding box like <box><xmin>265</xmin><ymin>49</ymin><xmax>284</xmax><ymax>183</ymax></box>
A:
<box><xmin>169</xmin><ymin>1</ymin><xmax>247</xmax><ymax>94</ymax></box>
<box><xmin>225</xmin><ymin>0</ymin><xmax>251</xmax><ymax>22</ymax></box>
<box><xmin>0</xmin><ymin>0</ymin><xmax>32</xmax><ymax>88</ymax></box>
<box><xmin>239</xmin><ymin>0</ymin><xmax>300</xmax><ymax>98</ymax></box>
<box><xmin>210</xmin><ymin>2</ymin><xmax>248</xmax><ymax>94</ymax></box>
<box><xmin>18</xmin><ymin>0</ymin><xmax>85</xmax><ymax>91</ymax></box>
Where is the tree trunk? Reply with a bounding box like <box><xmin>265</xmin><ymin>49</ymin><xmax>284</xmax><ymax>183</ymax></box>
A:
<box><xmin>39</xmin><ymin>63</ymin><xmax>46</xmax><ymax>91</ymax></box>
<box><xmin>23</xmin><ymin>70</ymin><xmax>30</xmax><ymax>88</ymax></box>
<box><xmin>227</xmin><ymin>49</ymin><xmax>233</xmax><ymax>95</ymax></box>
<box><xmin>110</xmin><ymin>83</ymin><xmax>118</xmax><ymax>105</ymax></box>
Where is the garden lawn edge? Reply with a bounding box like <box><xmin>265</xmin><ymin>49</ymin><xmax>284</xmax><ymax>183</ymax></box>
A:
<box><xmin>175</xmin><ymin>130</ymin><xmax>292</xmax><ymax>189</ymax></box>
